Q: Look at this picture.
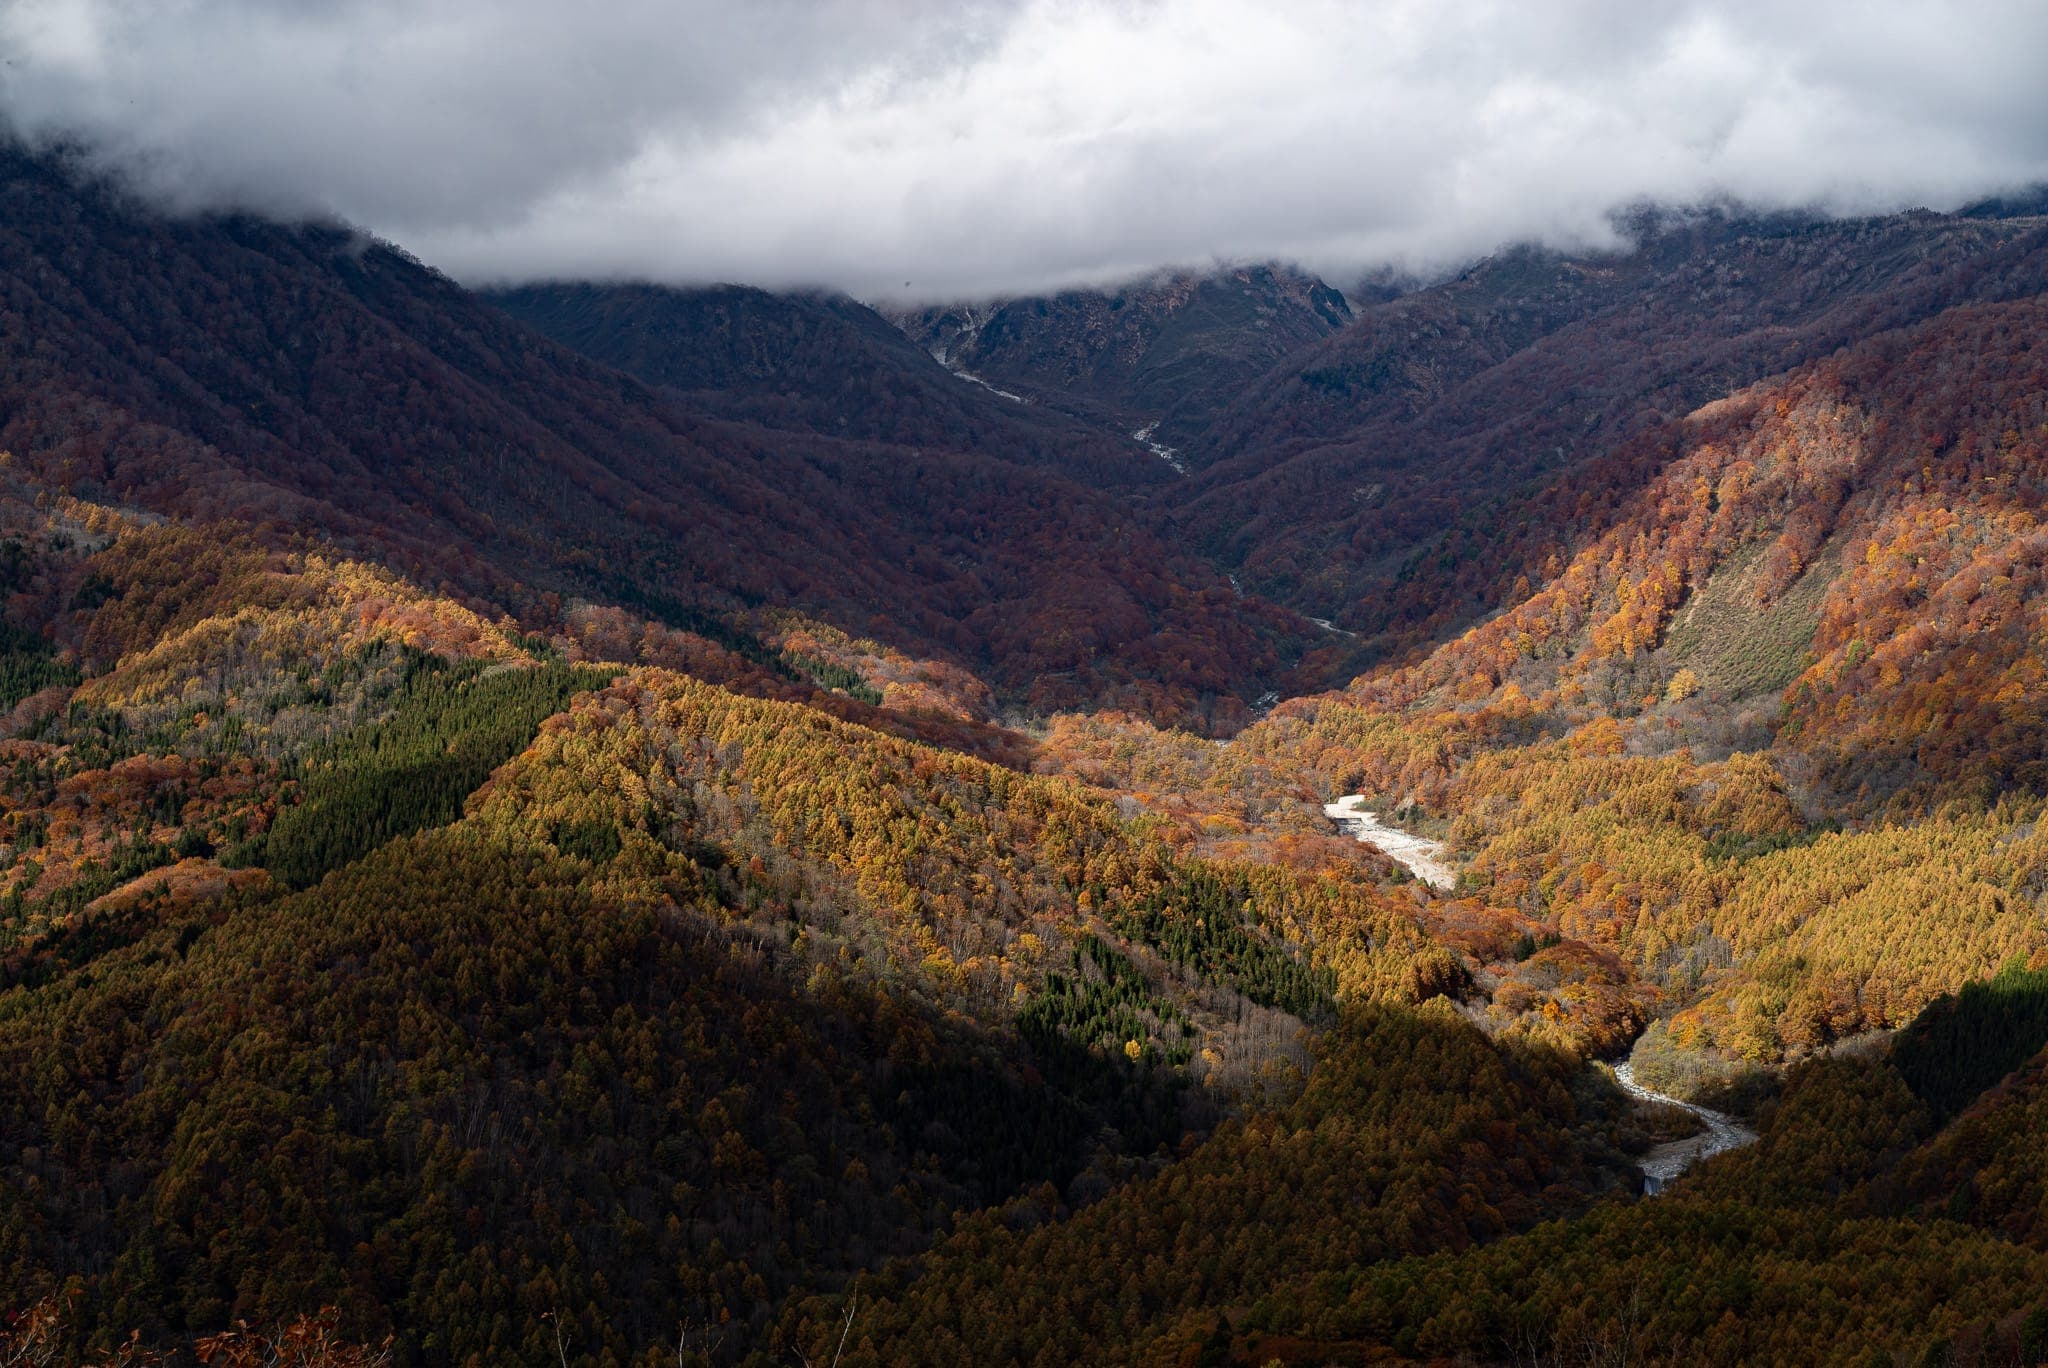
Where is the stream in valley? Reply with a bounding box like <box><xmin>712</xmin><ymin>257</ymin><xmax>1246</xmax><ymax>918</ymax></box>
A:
<box><xmin>1321</xmin><ymin>796</ymin><xmax>1756</xmax><ymax>1191</ymax></box>
<box><xmin>1612</xmin><ymin>1061</ymin><xmax>1758</xmax><ymax>1194</ymax></box>
<box><xmin>1322</xmin><ymin>794</ymin><xmax>1458</xmax><ymax>890</ymax></box>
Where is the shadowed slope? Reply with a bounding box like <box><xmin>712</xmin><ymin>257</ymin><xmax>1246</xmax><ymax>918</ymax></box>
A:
<box><xmin>0</xmin><ymin>146</ymin><xmax>1308</xmax><ymax>725</ymax></box>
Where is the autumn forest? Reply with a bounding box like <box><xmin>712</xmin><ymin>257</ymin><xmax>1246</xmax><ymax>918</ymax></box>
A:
<box><xmin>0</xmin><ymin>141</ymin><xmax>2045</xmax><ymax>1367</ymax></box>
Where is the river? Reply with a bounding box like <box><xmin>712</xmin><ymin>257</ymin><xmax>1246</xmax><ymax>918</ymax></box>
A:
<box><xmin>1321</xmin><ymin>794</ymin><xmax>1458</xmax><ymax>891</ymax></box>
<box><xmin>1131</xmin><ymin>423</ymin><xmax>1188</xmax><ymax>475</ymax></box>
<box><xmin>1321</xmin><ymin>797</ymin><xmax>1755</xmax><ymax>1190</ymax></box>
<box><xmin>1612</xmin><ymin>1061</ymin><xmax>1758</xmax><ymax>1194</ymax></box>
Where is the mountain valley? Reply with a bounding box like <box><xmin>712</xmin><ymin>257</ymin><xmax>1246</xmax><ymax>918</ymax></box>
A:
<box><xmin>0</xmin><ymin>139</ymin><xmax>2046</xmax><ymax>1366</ymax></box>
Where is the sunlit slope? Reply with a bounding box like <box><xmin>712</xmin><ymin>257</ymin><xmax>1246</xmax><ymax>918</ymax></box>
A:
<box><xmin>1040</xmin><ymin>280</ymin><xmax>2048</xmax><ymax>1073</ymax></box>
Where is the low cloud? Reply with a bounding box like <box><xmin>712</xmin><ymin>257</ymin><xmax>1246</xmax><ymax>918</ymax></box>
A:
<box><xmin>6</xmin><ymin>0</ymin><xmax>2046</xmax><ymax>299</ymax></box>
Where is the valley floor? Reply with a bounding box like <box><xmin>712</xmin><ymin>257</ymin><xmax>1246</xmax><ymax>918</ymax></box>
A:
<box><xmin>1321</xmin><ymin>794</ymin><xmax>1458</xmax><ymax>890</ymax></box>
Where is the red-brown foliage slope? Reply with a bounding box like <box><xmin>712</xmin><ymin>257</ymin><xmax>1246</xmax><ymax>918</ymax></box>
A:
<box><xmin>484</xmin><ymin>281</ymin><xmax>1164</xmax><ymax>489</ymax></box>
<box><xmin>1341</xmin><ymin>280</ymin><xmax>2048</xmax><ymax>809</ymax></box>
<box><xmin>0</xmin><ymin>147</ymin><xmax>1309</xmax><ymax>726</ymax></box>
<box><xmin>1171</xmin><ymin>208</ymin><xmax>2048</xmax><ymax>651</ymax></box>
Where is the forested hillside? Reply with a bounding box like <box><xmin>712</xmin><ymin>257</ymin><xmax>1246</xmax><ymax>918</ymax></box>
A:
<box><xmin>1176</xmin><ymin>209</ymin><xmax>2048</xmax><ymax>641</ymax></box>
<box><xmin>891</xmin><ymin>264</ymin><xmax>1355</xmax><ymax>451</ymax></box>
<box><xmin>1019</xmin><ymin>236</ymin><xmax>2048</xmax><ymax>1075</ymax></box>
<box><xmin>482</xmin><ymin>283</ymin><xmax>1157</xmax><ymax>489</ymax></box>
<box><xmin>0</xmin><ymin>472</ymin><xmax>1477</xmax><ymax>1361</ymax></box>
<box><xmin>6</xmin><ymin>136</ymin><xmax>2048</xmax><ymax>1366</ymax></box>
<box><xmin>0</xmin><ymin>147</ymin><xmax>1312</xmax><ymax>729</ymax></box>
<box><xmin>778</xmin><ymin>1008</ymin><xmax>2048</xmax><ymax>1366</ymax></box>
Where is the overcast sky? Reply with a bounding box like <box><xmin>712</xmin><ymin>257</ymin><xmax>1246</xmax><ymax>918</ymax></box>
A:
<box><xmin>5</xmin><ymin>0</ymin><xmax>2047</xmax><ymax>300</ymax></box>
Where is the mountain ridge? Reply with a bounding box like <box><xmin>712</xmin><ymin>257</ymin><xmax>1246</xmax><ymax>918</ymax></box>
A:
<box><xmin>5</xmin><ymin>141</ymin><xmax>2048</xmax><ymax>1365</ymax></box>
<box><xmin>0</xmin><ymin>144</ymin><xmax>1315</xmax><ymax>729</ymax></box>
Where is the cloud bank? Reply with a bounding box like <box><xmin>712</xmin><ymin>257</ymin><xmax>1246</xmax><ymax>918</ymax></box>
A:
<box><xmin>5</xmin><ymin>0</ymin><xmax>2047</xmax><ymax>299</ymax></box>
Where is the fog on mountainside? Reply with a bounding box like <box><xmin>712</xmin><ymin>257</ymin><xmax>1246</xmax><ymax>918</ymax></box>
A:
<box><xmin>6</xmin><ymin>2</ymin><xmax>2048</xmax><ymax>296</ymax></box>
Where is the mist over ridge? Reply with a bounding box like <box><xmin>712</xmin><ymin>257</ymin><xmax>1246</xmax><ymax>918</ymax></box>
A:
<box><xmin>5</xmin><ymin>0</ymin><xmax>2047</xmax><ymax>299</ymax></box>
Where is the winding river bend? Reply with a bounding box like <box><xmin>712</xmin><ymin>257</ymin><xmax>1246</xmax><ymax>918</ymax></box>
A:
<box><xmin>1612</xmin><ymin>1061</ymin><xmax>1758</xmax><ymax>1194</ymax></box>
<box><xmin>1322</xmin><ymin>795</ymin><xmax>1458</xmax><ymax>891</ymax></box>
<box><xmin>1321</xmin><ymin>796</ymin><xmax>1755</xmax><ymax>1190</ymax></box>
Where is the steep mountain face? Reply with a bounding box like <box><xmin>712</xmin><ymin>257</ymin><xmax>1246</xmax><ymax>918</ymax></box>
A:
<box><xmin>1333</xmin><ymin>271</ymin><xmax>2048</xmax><ymax>809</ymax></box>
<box><xmin>1166</xmin><ymin>209</ymin><xmax>2048</xmax><ymax>645</ymax></box>
<box><xmin>0</xmin><ymin>148</ymin><xmax>1308</xmax><ymax>726</ymax></box>
<box><xmin>482</xmin><ymin>282</ymin><xmax>1161</xmax><ymax>490</ymax></box>
<box><xmin>891</xmin><ymin>263</ymin><xmax>1353</xmax><ymax>455</ymax></box>
<box><xmin>877</xmin><ymin>211</ymin><xmax>2048</xmax><ymax>662</ymax></box>
<box><xmin>1054</xmin><ymin>260</ymin><xmax>2048</xmax><ymax>1073</ymax></box>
